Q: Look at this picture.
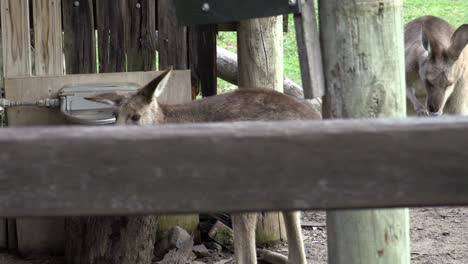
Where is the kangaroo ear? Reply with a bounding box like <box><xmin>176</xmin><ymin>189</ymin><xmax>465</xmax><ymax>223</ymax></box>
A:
<box><xmin>448</xmin><ymin>24</ymin><xmax>468</xmax><ymax>60</ymax></box>
<box><xmin>85</xmin><ymin>92</ymin><xmax>127</xmax><ymax>106</ymax></box>
<box><xmin>421</xmin><ymin>22</ymin><xmax>443</xmax><ymax>57</ymax></box>
<box><xmin>137</xmin><ymin>67</ymin><xmax>173</xmax><ymax>103</ymax></box>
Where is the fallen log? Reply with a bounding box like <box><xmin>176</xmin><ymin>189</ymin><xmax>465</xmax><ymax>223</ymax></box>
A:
<box><xmin>155</xmin><ymin>31</ymin><xmax>322</xmax><ymax>110</ymax></box>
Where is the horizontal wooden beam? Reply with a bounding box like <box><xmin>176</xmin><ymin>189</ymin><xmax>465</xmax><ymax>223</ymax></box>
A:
<box><xmin>0</xmin><ymin>116</ymin><xmax>467</xmax><ymax>217</ymax></box>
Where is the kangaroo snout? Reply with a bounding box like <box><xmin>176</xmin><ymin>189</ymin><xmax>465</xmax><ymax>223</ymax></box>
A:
<box><xmin>427</xmin><ymin>94</ymin><xmax>445</xmax><ymax>115</ymax></box>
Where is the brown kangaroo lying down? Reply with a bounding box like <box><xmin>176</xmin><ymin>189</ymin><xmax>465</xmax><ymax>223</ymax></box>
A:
<box><xmin>87</xmin><ymin>69</ymin><xmax>321</xmax><ymax>264</ymax></box>
<box><xmin>405</xmin><ymin>16</ymin><xmax>468</xmax><ymax>116</ymax></box>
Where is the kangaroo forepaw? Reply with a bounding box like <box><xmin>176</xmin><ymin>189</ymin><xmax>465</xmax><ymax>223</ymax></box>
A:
<box><xmin>416</xmin><ymin>108</ymin><xmax>430</xmax><ymax>117</ymax></box>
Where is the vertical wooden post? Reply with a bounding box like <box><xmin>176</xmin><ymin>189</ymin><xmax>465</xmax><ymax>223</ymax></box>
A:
<box><xmin>0</xmin><ymin>2</ymin><xmax>5</xmax><ymax>251</ymax></box>
<box><xmin>157</xmin><ymin>0</ymin><xmax>200</xmax><ymax>242</ymax></box>
<box><xmin>1</xmin><ymin>0</ymin><xmax>32</xmax><ymax>253</ymax></box>
<box><xmin>189</xmin><ymin>24</ymin><xmax>217</xmax><ymax>98</ymax></box>
<box><xmin>238</xmin><ymin>16</ymin><xmax>287</xmax><ymax>244</ymax></box>
<box><xmin>14</xmin><ymin>0</ymin><xmax>65</xmax><ymax>256</ymax></box>
<box><xmin>319</xmin><ymin>1</ymin><xmax>410</xmax><ymax>263</ymax></box>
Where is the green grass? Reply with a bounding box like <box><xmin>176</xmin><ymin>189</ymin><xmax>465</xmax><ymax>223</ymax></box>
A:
<box><xmin>217</xmin><ymin>0</ymin><xmax>468</xmax><ymax>91</ymax></box>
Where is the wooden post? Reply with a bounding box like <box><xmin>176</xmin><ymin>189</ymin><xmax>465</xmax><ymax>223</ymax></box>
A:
<box><xmin>0</xmin><ymin>1</ymin><xmax>5</xmax><ymax>251</ymax></box>
<box><xmin>238</xmin><ymin>16</ymin><xmax>287</xmax><ymax>244</ymax></box>
<box><xmin>1</xmin><ymin>0</ymin><xmax>32</xmax><ymax>253</ymax></box>
<box><xmin>157</xmin><ymin>0</ymin><xmax>200</xmax><ymax>242</ymax></box>
<box><xmin>14</xmin><ymin>0</ymin><xmax>65</xmax><ymax>256</ymax></box>
<box><xmin>319</xmin><ymin>0</ymin><xmax>411</xmax><ymax>263</ymax></box>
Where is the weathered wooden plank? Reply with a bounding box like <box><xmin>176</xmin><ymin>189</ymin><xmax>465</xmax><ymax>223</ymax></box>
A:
<box><xmin>17</xmin><ymin>0</ymin><xmax>66</xmax><ymax>256</ymax></box>
<box><xmin>0</xmin><ymin>0</ymin><xmax>31</xmax><ymax>77</ymax></box>
<box><xmin>158</xmin><ymin>0</ymin><xmax>187</xmax><ymax>70</ymax></box>
<box><xmin>157</xmin><ymin>0</ymin><xmax>199</xmax><ymax>242</ymax></box>
<box><xmin>1</xmin><ymin>0</ymin><xmax>31</xmax><ymax>252</ymax></box>
<box><xmin>294</xmin><ymin>0</ymin><xmax>325</xmax><ymax>98</ymax></box>
<box><xmin>189</xmin><ymin>24</ymin><xmax>217</xmax><ymax>97</ymax></box>
<box><xmin>126</xmin><ymin>0</ymin><xmax>157</xmax><ymax>71</ymax></box>
<box><xmin>1</xmin><ymin>117</ymin><xmax>465</xmax><ymax>215</ymax></box>
<box><xmin>0</xmin><ymin>1</ymin><xmax>5</xmax><ymax>250</ymax></box>
<box><xmin>62</xmin><ymin>0</ymin><xmax>95</xmax><ymax>74</ymax></box>
<box><xmin>33</xmin><ymin>0</ymin><xmax>63</xmax><ymax>76</ymax></box>
<box><xmin>4</xmin><ymin>71</ymin><xmax>191</xmax><ymax>126</ymax></box>
<box><xmin>96</xmin><ymin>0</ymin><xmax>126</xmax><ymax>73</ymax></box>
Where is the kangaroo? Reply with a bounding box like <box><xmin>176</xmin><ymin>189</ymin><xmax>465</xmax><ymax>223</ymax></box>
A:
<box><xmin>86</xmin><ymin>68</ymin><xmax>320</xmax><ymax>264</ymax></box>
<box><xmin>405</xmin><ymin>16</ymin><xmax>468</xmax><ymax>116</ymax></box>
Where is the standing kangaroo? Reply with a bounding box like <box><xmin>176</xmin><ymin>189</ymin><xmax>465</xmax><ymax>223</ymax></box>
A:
<box><xmin>86</xmin><ymin>68</ymin><xmax>320</xmax><ymax>264</ymax></box>
<box><xmin>405</xmin><ymin>16</ymin><xmax>468</xmax><ymax>116</ymax></box>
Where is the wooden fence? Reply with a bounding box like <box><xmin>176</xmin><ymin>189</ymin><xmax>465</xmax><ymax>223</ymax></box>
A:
<box><xmin>0</xmin><ymin>117</ymin><xmax>468</xmax><ymax>217</ymax></box>
<box><xmin>0</xmin><ymin>0</ymin><xmax>466</xmax><ymax>263</ymax></box>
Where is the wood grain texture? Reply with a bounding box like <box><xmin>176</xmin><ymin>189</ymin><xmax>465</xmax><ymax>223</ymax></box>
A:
<box><xmin>319</xmin><ymin>1</ymin><xmax>410</xmax><ymax>263</ymax></box>
<box><xmin>32</xmin><ymin>0</ymin><xmax>63</xmax><ymax>76</ymax></box>
<box><xmin>96</xmin><ymin>0</ymin><xmax>126</xmax><ymax>73</ymax></box>
<box><xmin>5</xmin><ymin>70</ymin><xmax>191</xmax><ymax>127</ymax></box>
<box><xmin>0</xmin><ymin>117</ymin><xmax>467</xmax><ymax>217</ymax></box>
<box><xmin>238</xmin><ymin>16</ymin><xmax>284</xmax><ymax>93</ymax></box>
<box><xmin>189</xmin><ymin>24</ymin><xmax>217</xmax><ymax>97</ymax></box>
<box><xmin>126</xmin><ymin>0</ymin><xmax>157</xmax><ymax>71</ymax></box>
<box><xmin>18</xmin><ymin>0</ymin><xmax>65</xmax><ymax>256</ymax></box>
<box><xmin>238</xmin><ymin>15</ymin><xmax>286</xmax><ymax>243</ymax></box>
<box><xmin>0</xmin><ymin>2</ymin><xmax>5</xmax><ymax>250</ymax></box>
<box><xmin>157</xmin><ymin>0</ymin><xmax>198</xmax><ymax>240</ymax></box>
<box><xmin>62</xmin><ymin>0</ymin><xmax>95</xmax><ymax>74</ymax></box>
<box><xmin>1</xmin><ymin>0</ymin><xmax>31</xmax><ymax>252</ymax></box>
<box><xmin>0</xmin><ymin>0</ymin><xmax>31</xmax><ymax>77</ymax></box>
<box><xmin>294</xmin><ymin>0</ymin><xmax>325</xmax><ymax>98</ymax></box>
<box><xmin>158</xmin><ymin>0</ymin><xmax>187</xmax><ymax>69</ymax></box>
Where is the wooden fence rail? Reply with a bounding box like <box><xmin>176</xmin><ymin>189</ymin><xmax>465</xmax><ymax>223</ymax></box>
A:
<box><xmin>0</xmin><ymin>116</ymin><xmax>467</xmax><ymax>217</ymax></box>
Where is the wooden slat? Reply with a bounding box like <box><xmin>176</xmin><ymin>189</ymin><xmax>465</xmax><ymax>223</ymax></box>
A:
<box><xmin>4</xmin><ymin>70</ymin><xmax>191</xmax><ymax>126</ymax></box>
<box><xmin>62</xmin><ymin>0</ymin><xmax>95</xmax><ymax>74</ymax></box>
<box><xmin>96</xmin><ymin>0</ymin><xmax>126</xmax><ymax>73</ymax></box>
<box><xmin>0</xmin><ymin>117</ymin><xmax>467</xmax><ymax>217</ymax></box>
<box><xmin>1</xmin><ymin>0</ymin><xmax>31</xmax><ymax>77</ymax></box>
<box><xmin>158</xmin><ymin>0</ymin><xmax>187</xmax><ymax>69</ymax></box>
<box><xmin>16</xmin><ymin>0</ymin><xmax>65</xmax><ymax>256</ymax></box>
<box><xmin>33</xmin><ymin>0</ymin><xmax>63</xmax><ymax>76</ymax></box>
<box><xmin>126</xmin><ymin>0</ymin><xmax>157</xmax><ymax>71</ymax></box>
<box><xmin>294</xmin><ymin>0</ymin><xmax>325</xmax><ymax>99</ymax></box>
<box><xmin>157</xmin><ymin>0</ymin><xmax>199</xmax><ymax>240</ymax></box>
<box><xmin>0</xmin><ymin>1</ymin><xmax>5</xmax><ymax>250</ymax></box>
<box><xmin>1</xmin><ymin>0</ymin><xmax>32</xmax><ymax>252</ymax></box>
<box><xmin>189</xmin><ymin>24</ymin><xmax>217</xmax><ymax>97</ymax></box>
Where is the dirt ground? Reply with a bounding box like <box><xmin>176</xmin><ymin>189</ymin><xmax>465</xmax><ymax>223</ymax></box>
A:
<box><xmin>298</xmin><ymin>207</ymin><xmax>468</xmax><ymax>264</ymax></box>
<box><xmin>1</xmin><ymin>207</ymin><xmax>467</xmax><ymax>264</ymax></box>
<box><xmin>195</xmin><ymin>207</ymin><xmax>468</xmax><ymax>263</ymax></box>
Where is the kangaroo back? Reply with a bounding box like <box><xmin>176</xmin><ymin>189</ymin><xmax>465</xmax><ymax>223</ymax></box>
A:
<box><xmin>86</xmin><ymin>69</ymin><xmax>322</xmax><ymax>125</ymax></box>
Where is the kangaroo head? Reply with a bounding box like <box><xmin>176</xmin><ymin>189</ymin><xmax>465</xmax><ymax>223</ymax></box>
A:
<box><xmin>86</xmin><ymin>68</ymin><xmax>172</xmax><ymax>125</ymax></box>
<box><xmin>420</xmin><ymin>22</ymin><xmax>468</xmax><ymax>115</ymax></box>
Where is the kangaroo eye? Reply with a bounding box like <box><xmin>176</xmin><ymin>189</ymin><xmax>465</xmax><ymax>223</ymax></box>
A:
<box><xmin>131</xmin><ymin>114</ymin><xmax>141</xmax><ymax>122</ymax></box>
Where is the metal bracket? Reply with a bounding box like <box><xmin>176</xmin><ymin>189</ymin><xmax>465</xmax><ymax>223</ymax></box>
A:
<box><xmin>174</xmin><ymin>0</ymin><xmax>302</xmax><ymax>25</ymax></box>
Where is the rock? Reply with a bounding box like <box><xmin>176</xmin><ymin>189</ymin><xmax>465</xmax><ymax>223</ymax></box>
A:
<box><xmin>155</xmin><ymin>226</ymin><xmax>191</xmax><ymax>257</ymax></box>
<box><xmin>208</xmin><ymin>221</ymin><xmax>234</xmax><ymax>252</ymax></box>
<box><xmin>193</xmin><ymin>244</ymin><xmax>210</xmax><ymax>258</ymax></box>
<box><xmin>205</xmin><ymin>242</ymin><xmax>223</xmax><ymax>252</ymax></box>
